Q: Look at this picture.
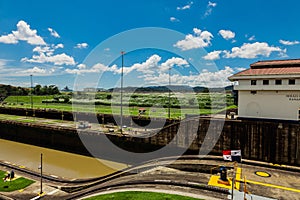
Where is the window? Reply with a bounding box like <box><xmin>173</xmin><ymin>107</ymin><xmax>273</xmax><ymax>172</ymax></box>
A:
<box><xmin>289</xmin><ymin>79</ymin><xmax>296</xmax><ymax>85</ymax></box>
<box><xmin>263</xmin><ymin>80</ymin><xmax>269</xmax><ymax>85</ymax></box>
<box><xmin>275</xmin><ymin>80</ymin><xmax>282</xmax><ymax>85</ymax></box>
<box><xmin>251</xmin><ymin>80</ymin><xmax>257</xmax><ymax>85</ymax></box>
<box><xmin>250</xmin><ymin>91</ymin><xmax>257</xmax><ymax>95</ymax></box>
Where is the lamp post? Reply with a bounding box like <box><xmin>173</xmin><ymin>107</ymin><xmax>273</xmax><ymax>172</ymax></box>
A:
<box><xmin>39</xmin><ymin>153</ymin><xmax>43</xmax><ymax>195</ymax></box>
<box><xmin>30</xmin><ymin>74</ymin><xmax>33</xmax><ymax>109</ymax></box>
<box><xmin>168</xmin><ymin>67</ymin><xmax>171</xmax><ymax>119</ymax></box>
<box><xmin>120</xmin><ymin>51</ymin><xmax>125</xmax><ymax>135</ymax></box>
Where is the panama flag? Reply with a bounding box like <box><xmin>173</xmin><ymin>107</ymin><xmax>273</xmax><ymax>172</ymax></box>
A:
<box><xmin>223</xmin><ymin>150</ymin><xmax>241</xmax><ymax>162</ymax></box>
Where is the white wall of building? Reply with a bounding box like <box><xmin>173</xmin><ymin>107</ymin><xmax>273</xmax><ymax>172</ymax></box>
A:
<box><xmin>238</xmin><ymin>90</ymin><xmax>300</xmax><ymax>121</ymax></box>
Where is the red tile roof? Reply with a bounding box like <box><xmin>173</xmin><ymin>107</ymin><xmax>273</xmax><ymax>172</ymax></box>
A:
<box><xmin>229</xmin><ymin>59</ymin><xmax>300</xmax><ymax>79</ymax></box>
<box><xmin>251</xmin><ymin>59</ymin><xmax>300</xmax><ymax>68</ymax></box>
<box><xmin>233</xmin><ymin>67</ymin><xmax>300</xmax><ymax>76</ymax></box>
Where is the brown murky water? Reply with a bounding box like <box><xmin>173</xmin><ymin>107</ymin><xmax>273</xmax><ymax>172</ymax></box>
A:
<box><xmin>0</xmin><ymin>139</ymin><xmax>128</xmax><ymax>179</ymax></box>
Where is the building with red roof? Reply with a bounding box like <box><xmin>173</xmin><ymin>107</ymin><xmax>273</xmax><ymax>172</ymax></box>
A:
<box><xmin>229</xmin><ymin>59</ymin><xmax>300</xmax><ymax>121</ymax></box>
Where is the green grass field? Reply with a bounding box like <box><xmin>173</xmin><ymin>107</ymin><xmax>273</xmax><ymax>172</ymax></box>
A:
<box><xmin>85</xmin><ymin>191</ymin><xmax>202</xmax><ymax>200</ymax></box>
<box><xmin>0</xmin><ymin>170</ymin><xmax>35</xmax><ymax>192</ymax></box>
<box><xmin>3</xmin><ymin>93</ymin><xmax>236</xmax><ymax>119</ymax></box>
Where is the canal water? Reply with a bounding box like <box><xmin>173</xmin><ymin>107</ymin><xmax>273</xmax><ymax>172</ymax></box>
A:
<box><xmin>0</xmin><ymin>139</ymin><xmax>128</xmax><ymax>179</ymax></box>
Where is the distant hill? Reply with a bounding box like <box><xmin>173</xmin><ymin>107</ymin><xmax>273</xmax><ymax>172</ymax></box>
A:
<box><xmin>107</xmin><ymin>85</ymin><xmax>233</xmax><ymax>93</ymax></box>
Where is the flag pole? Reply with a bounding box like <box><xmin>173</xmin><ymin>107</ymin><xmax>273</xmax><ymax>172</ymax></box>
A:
<box><xmin>120</xmin><ymin>51</ymin><xmax>125</xmax><ymax>135</ymax></box>
<box><xmin>231</xmin><ymin>169</ymin><xmax>235</xmax><ymax>200</ymax></box>
<box><xmin>240</xmin><ymin>153</ymin><xmax>243</xmax><ymax>182</ymax></box>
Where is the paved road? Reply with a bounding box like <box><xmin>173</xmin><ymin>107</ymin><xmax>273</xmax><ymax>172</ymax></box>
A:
<box><xmin>2</xmin><ymin>155</ymin><xmax>299</xmax><ymax>199</ymax></box>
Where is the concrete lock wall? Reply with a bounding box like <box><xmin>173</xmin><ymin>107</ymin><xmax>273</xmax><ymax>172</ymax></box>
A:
<box><xmin>0</xmin><ymin>117</ymin><xmax>299</xmax><ymax>166</ymax></box>
<box><xmin>0</xmin><ymin>107</ymin><xmax>176</xmax><ymax>128</ymax></box>
<box><xmin>164</xmin><ymin>118</ymin><xmax>300</xmax><ymax>166</ymax></box>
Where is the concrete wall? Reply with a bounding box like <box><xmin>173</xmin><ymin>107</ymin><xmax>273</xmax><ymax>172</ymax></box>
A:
<box><xmin>0</xmin><ymin>117</ymin><xmax>299</xmax><ymax>166</ymax></box>
<box><xmin>238</xmin><ymin>90</ymin><xmax>300</xmax><ymax>121</ymax></box>
<box><xmin>0</xmin><ymin>107</ymin><xmax>177</xmax><ymax>128</ymax></box>
<box><xmin>233</xmin><ymin>76</ymin><xmax>300</xmax><ymax>121</ymax></box>
<box><xmin>154</xmin><ymin>118</ymin><xmax>300</xmax><ymax>166</ymax></box>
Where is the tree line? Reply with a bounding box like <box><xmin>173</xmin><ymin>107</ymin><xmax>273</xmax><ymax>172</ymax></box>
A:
<box><xmin>0</xmin><ymin>84</ymin><xmax>61</xmax><ymax>99</ymax></box>
<box><xmin>0</xmin><ymin>85</ymin><xmax>29</xmax><ymax>97</ymax></box>
<box><xmin>32</xmin><ymin>85</ymin><xmax>60</xmax><ymax>95</ymax></box>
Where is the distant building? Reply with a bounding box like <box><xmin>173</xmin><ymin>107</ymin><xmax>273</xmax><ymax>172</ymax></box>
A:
<box><xmin>83</xmin><ymin>88</ymin><xmax>97</xmax><ymax>92</ymax></box>
<box><xmin>83</xmin><ymin>88</ymin><xmax>106</xmax><ymax>92</ymax></box>
<box><xmin>229</xmin><ymin>59</ymin><xmax>300</xmax><ymax>121</ymax></box>
<box><xmin>61</xmin><ymin>86</ymin><xmax>73</xmax><ymax>92</ymax></box>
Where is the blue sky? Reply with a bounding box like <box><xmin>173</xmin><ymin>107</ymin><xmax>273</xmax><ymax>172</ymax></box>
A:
<box><xmin>0</xmin><ymin>0</ymin><xmax>299</xmax><ymax>89</ymax></box>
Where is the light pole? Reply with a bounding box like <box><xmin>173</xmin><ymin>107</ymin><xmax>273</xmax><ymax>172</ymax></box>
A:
<box><xmin>168</xmin><ymin>67</ymin><xmax>171</xmax><ymax>119</ymax></box>
<box><xmin>39</xmin><ymin>153</ymin><xmax>43</xmax><ymax>195</ymax></box>
<box><xmin>30</xmin><ymin>74</ymin><xmax>33</xmax><ymax>109</ymax></box>
<box><xmin>120</xmin><ymin>51</ymin><xmax>125</xmax><ymax>135</ymax></box>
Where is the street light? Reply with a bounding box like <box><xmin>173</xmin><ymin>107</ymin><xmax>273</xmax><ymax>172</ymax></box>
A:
<box><xmin>168</xmin><ymin>67</ymin><xmax>171</xmax><ymax>119</ymax></box>
<box><xmin>38</xmin><ymin>153</ymin><xmax>43</xmax><ymax>195</ymax></box>
<box><xmin>30</xmin><ymin>74</ymin><xmax>33</xmax><ymax>109</ymax></box>
<box><xmin>120</xmin><ymin>51</ymin><xmax>125</xmax><ymax>135</ymax></box>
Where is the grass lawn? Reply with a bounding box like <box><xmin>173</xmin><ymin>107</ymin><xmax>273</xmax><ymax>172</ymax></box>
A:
<box><xmin>4</xmin><ymin>95</ymin><xmax>237</xmax><ymax>119</ymax></box>
<box><xmin>85</xmin><ymin>191</ymin><xmax>203</xmax><ymax>200</ymax></box>
<box><xmin>0</xmin><ymin>170</ymin><xmax>35</xmax><ymax>192</ymax></box>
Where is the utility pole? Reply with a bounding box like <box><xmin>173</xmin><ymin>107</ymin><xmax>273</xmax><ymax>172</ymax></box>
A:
<box><xmin>168</xmin><ymin>67</ymin><xmax>171</xmax><ymax>119</ymax></box>
<box><xmin>39</xmin><ymin>153</ymin><xmax>43</xmax><ymax>195</ymax></box>
<box><xmin>30</xmin><ymin>74</ymin><xmax>33</xmax><ymax>109</ymax></box>
<box><xmin>231</xmin><ymin>176</ymin><xmax>235</xmax><ymax>200</ymax></box>
<box><xmin>120</xmin><ymin>51</ymin><xmax>125</xmax><ymax>135</ymax></box>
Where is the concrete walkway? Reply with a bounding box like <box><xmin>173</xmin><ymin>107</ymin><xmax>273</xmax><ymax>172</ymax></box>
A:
<box><xmin>228</xmin><ymin>189</ymin><xmax>276</xmax><ymax>200</ymax></box>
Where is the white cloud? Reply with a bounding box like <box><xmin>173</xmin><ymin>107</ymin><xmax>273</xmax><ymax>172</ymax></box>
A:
<box><xmin>279</xmin><ymin>39</ymin><xmax>300</xmax><ymax>46</ymax></box>
<box><xmin>204</xmin><ymin>1</ymin><xmax>217</xmax><ymax>17</ymax></box>
<box><xmin>65</xmin><ymin>54</ymin><xmax>189</xmax><ymax>76</ymax></box>
<box><xmin>177</xmin><ymin>2</ymin><xmax>193</xmax><ymax>10</ymax></box>
<box><xmin>0</xmin><ymin>33</ymin><xmax>18</xmax><ymax>44</ymax></box>
<box><xmin>77</xmin><ymin>64</ymin><xmax>86</xmax><ymax>69</ymax></box>
<box><xmin>22</xmin><ymin>42</ymin><xmax>74</xmax><ymax>65</ymax></box>
<box><xmin>48</xmin><ymin>28</ymin><xmax>60</xmax><ymax>38</ymax></box>
<box><xmin>21</xmin><ymin>66</ymin><xmax>47</xmax><ymax>74</ymax></box>
<box><xmin>129</xmin><ymin>55</ymin><xmax>188</xmax><ymax>75</ymax></box>
<box><xmin>65</xmin><ymin>63</ymin><xmax>118</xmax><ymax>74</ymax></box>
<box><xmin>0</xmin><ymin>59</ymin><xmax>7</xmax><ymax>67</ymax></box>
<box><xmin>104</xmin><ymin>48</ymin><xmax>110</xmax><ymax>51</ymax></box>
<box><xmin>32</xmin><ymin>46</ymin><xmax>54</xmax><ymax>56</ymax></box>
<box><xmin>174</xmin><ymin>28</ymin><xmax>213</xmax><ymax>51</ymax></box>
<box><xmin>219</xmin><ymin>30</ymin><xmax>235</xmax><ymax>40</ymax></box>
<box><xmin>144</xmin><ymin>66</ymin><xmax>234</xmax><ymax>87</ymax></box>
<box><xmin>208</xmin><ymin>1</ymin><xmax>217</xmax><ymax>7</ymax></box>
<box><xmin>203</xmin><ymin>50</ymin><xmax>222</xmax><ymax>60</ymax></box>
<box><xmin>223</xmin><ymin>42</ymin><xmax>284</xmax><ymax>59</ymax></box>
<box><xmin>278</xmin><ymin>48</ymin><xmax>288</xmax><ymax>58</ymax></box>
<box><xmin>0</xmin><ymin>59</ymin><xmax>12</xmax><ymax>70</ymax></box>
<box><xmin>170</xmin><ymin>17</ymin><xmax>179</xmax><ymax>22</ymax></box>
<box><xmin>0</xmin><ymin>20</ymin><xmax>46</xmax><ymax>45</ymax></box>
<box><xmin>0</xmin><ymin>63</ymin><xmax>23</xmax><ymax>77</ymax></box>
<box><xmin>127</xmin><ymin>54</ymin><xmax>161</xmax><ymax>74</ymax></box>
<box><xmin>54</xmin><ymin>43</ymin><xmax>64</xmax><ymax>49</ymax></box>
<box><xmin>235</xmin><ymin>67</ymin><xmax>246</xmax><ymax>71</ymax></box>
<box><xmin>160</xmin><ymin>57</ymin><xmax>189</xmax><ymax>71</ymax></box>
<box><xmin>63</xmin><ymin>54</ymin><xmax>237</xmax><ymax>87</ymax></box>
<box><xmin>32</xmin><ymin>44</ymin><xmax>63</xmax><ymax>56</ymax></box>
<box><xmin>75</xmin><ymin>43</ymin><xmax>88</xmax><ymax>49</ymax></box>
<box><xmin>248</xmin><ymin>35</ymin><xmax>256</xmax><ymax>41</ymax></box>
<box><xmin>22</xmin><ymin>52</ymin><xmax>76</xmax><ymax>65</ymax></box>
